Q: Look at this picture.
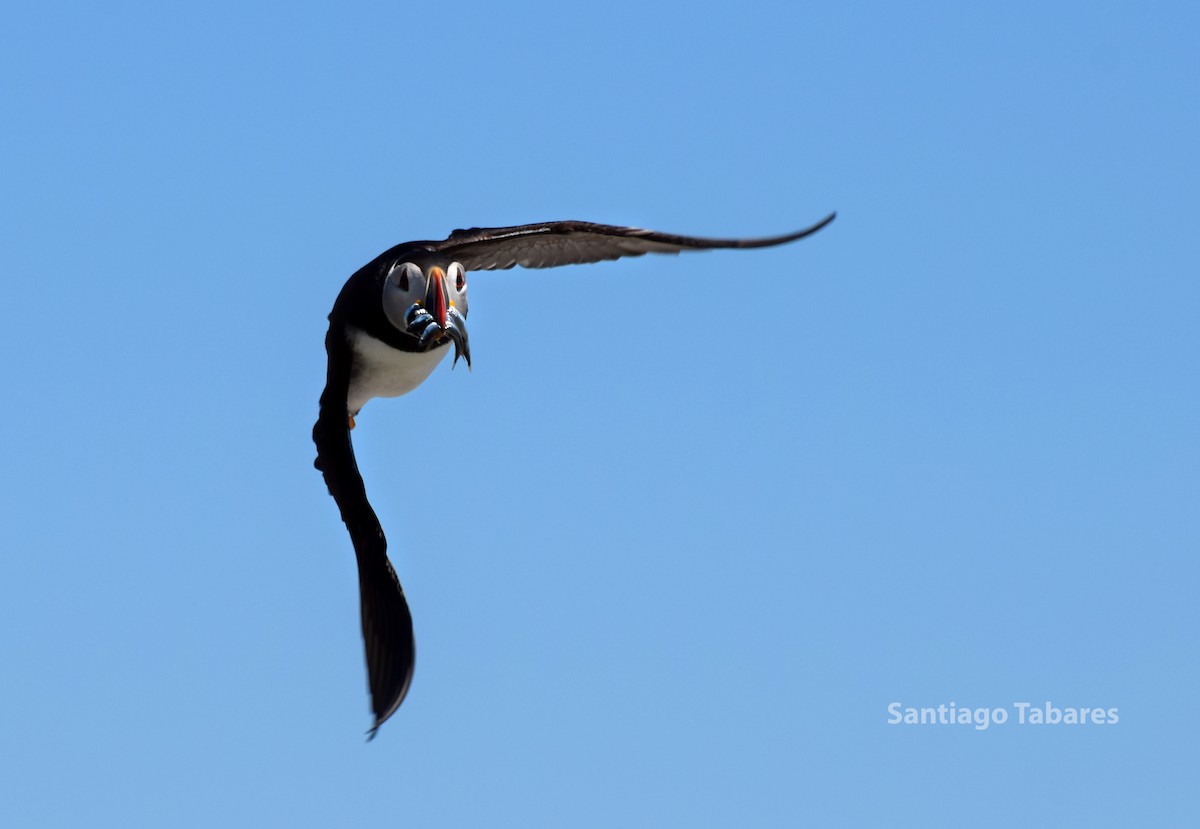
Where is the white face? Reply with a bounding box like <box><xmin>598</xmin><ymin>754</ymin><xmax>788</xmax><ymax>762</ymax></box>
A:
<box><xmin>445</xmin><ymin>261</ymin><xmax>468</xmax><ymax>319</ymax></box>
<box><xmin>381</xmin><ymin>260</ymin><xmax>468</xmax><ymax>333</ymax></box>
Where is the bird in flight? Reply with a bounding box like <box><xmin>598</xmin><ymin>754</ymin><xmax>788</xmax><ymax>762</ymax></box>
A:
<box><xmin>312</xmin><ymin>212</ymin><xmax>836</xmax><ymax>738</ymax></box>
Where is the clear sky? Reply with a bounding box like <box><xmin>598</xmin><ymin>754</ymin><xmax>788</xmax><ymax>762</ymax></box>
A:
<box><xmin>2</xmin><ymin>1</ymin><xmax>1197</xmax><ymax>826</ymax></box>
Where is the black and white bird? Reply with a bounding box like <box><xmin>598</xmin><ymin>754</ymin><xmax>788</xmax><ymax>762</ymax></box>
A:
<box><xmin>312</xmin><ymin>213</ymin><xmax>836</xmax><ymax>737</ymax></box>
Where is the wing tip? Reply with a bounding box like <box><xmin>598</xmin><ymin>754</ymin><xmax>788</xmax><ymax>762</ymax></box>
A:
<box><xmin>791</xmin><ymin>210</ymin><xmax>837</xmax><ymax>240</ymax></box>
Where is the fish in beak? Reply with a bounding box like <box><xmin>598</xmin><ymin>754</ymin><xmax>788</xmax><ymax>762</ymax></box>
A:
<box><xmin>425</xmin><ymin>267</ymin><xmax>470</xmax><ymax>369</ymax></box>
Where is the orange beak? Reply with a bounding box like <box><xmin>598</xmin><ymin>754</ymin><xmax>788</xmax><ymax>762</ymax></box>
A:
<box><xmin>425</xmin><ymin>266</ymin><xmax>448</xmax><ymax>330</ymax></box>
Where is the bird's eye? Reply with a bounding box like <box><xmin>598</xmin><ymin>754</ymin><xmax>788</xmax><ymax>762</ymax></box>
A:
<box><xmin>392</xmin><ymin>262</ymin><xmax>421</xmax><ymax>293</ymax></box>
<box><xmin>456</xmin><ymin>268</ymin><xmax>465</xmax><ymax>292</ymax></box>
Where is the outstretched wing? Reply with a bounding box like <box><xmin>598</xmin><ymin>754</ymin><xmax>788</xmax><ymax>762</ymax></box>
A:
<box><xmin>434</xmin><ymin>212</ymin><xmax>836</xmax><ymax>271</ymax></box>
<box><xmin>313</xmin><ymin>326</ymin><xmax>415</xmax><ymax>739</ymax></box>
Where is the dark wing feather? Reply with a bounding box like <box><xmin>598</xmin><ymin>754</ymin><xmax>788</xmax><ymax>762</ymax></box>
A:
<box><xmin>313</xmin><ymin>325</ymin><xmax>415</xmax><ymax>739</ymax></box>
<box><xmin>434</xmin><ymin>212</ymin><xmax>836</xmax><ymax>271</ymax></box>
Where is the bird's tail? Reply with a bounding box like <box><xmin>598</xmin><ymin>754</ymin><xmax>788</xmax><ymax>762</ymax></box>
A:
<box><xmin>357</xmin><ymin>553</ymin><xmax>416</xmax><ymax>739</ymax></box>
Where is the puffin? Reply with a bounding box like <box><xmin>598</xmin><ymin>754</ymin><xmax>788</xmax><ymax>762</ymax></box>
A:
<box><xmin>312</xmin><ymin>212</ymin><xmax>836</xmax><ymax>738</ymax></box>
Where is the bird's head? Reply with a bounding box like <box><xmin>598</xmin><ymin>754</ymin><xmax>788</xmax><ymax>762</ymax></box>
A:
<box><xmin>381</xmin><ymin>255</ymin><xmax>470</xmax><ymax>367</ymax></box>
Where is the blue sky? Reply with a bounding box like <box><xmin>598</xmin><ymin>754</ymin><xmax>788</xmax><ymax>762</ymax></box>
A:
<box><xmin>2</xmin><ymin>1</ymin><xmax>1197</xmax><ymax>825</ymax></box>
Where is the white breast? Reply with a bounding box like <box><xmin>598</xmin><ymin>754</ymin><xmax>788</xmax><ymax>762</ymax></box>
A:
<box><xmin>346</xmin><ymin>326</ymin><xmax>448</xmax><ymax>415</ymax></box>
